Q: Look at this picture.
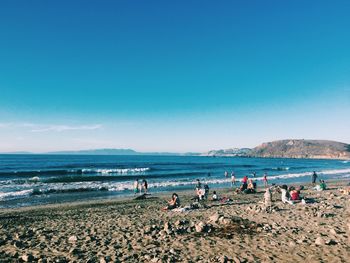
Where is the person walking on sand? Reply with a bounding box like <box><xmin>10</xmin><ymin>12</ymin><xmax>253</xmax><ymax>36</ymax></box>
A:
<box><xmin>312</xmin><ymin>171</ymin><xmax>318</xmax><ymax>186</ymax></box>
<box><xmin>133</xmin><ymin>179</ymin><xmax>139</xmax><ymax>194</ymax></box>
<box><xmin>263</xmin><ymin>173</ymin><xmax>268</xmax><ymax>187</ymax></box>
<box><xmin>231</xmin><ymin>171</ymin><xmax>236</xmax><ymax>187</ymax></box>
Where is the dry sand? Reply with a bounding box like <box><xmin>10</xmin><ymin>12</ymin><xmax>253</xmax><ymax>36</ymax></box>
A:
<box><xmin>0</xmin><ymin>181</ymin><xmax>349</xmax><ymax>263</ymax></box>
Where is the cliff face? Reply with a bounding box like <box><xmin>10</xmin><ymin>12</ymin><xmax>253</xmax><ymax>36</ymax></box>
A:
<box><xmin>249</xmin><ymin>140</ymin><xmax>350</xmax><ymax>159</ymax></box>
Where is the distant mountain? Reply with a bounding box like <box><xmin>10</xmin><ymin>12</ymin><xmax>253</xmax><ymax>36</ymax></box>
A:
<box><xmin>249</xmin><ymin>139</ymin><xmax>350</xmax><ymax>159</ymax></box>
<box><xmin>45</xmin><ymin>148</ymin><xmax>199</xmax><ymax>156</ymax></box>
<box><xmin>202</xmin><ymin>148</ymin><xmax>252</xmax><ymax>157</ymax></box>
<box><xmin>46</xmin><ymin>148</ymin><xmax>139</xmax><ymax>155</ymax></box>
<box><xmin>2</xmin><ymin>140</ymin><xmax>349</xmax><ymax>159</ymax></box>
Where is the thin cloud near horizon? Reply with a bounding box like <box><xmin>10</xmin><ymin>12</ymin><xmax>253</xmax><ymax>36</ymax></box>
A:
<box><xmin>0</xmin><ymin>122</ymin><xmax>103</xmax><ymax>132</ymax></box>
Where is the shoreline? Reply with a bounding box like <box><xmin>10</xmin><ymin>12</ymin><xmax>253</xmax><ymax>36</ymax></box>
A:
<box><xmin>1</xmin><ymin>178</ymin><xmax>349</xmax><ymax>213</ymax></box>
<box><xmin>0</xmin><ymin>180</ymin><xmax>349</xmax><ymax>262</ymax></box>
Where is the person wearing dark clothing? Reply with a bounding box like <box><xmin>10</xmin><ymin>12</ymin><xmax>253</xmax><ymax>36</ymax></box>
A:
<box><xmin>312</xmin><ymin>171</ymin><xmax>318</xmax><ymax>185</ymax></box>
<box><xmin>204</xmin><ymin>184</ymin><xmax>209</xmax><ymax>199</ymax></box>
<box><xmin>163</xmin><ymin>193</ymin><xmax>180</xmax><ymax>210</ymax></box>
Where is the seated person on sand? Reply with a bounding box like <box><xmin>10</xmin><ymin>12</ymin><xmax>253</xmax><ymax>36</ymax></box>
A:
<box><xmin>243</xmin><ymin>179</ymin><xmax>256</xmax><ymax>194</ymax></box>
<box><xmin>211</xmin><ymin>191</ymin><xmax>232</xmax><ymax>203</ymax></box>
<box><xmin>290</xmin><ymin>188</ymin><xmax>302</xmax><ymax>202</ymax></box>
<box><xmin>212</xmin><ymin>191</ymin><xmax>219</xmax><ymax>201</ymax></box>
<box><xmin>314</xmin><ymin>180</ymin><xmax>327</xmax><ymax>191</ymax></box>
<box><xmin>163</xmin><ymin>193</ymin><xmax>180</xmax><ymax>210</ymax></box>
<box><xmin>236</xmin><ymin>181</ymin><xmax>248</xmax><ymax>193</ymax></box>
<box><xmin>196</xmin><ymin>188</ymin><xmax>206</xmax><ymax>201</ymax></box>
<box><xmin>280</xmin><ymin>185</ymin><xmax>293</xmax><ymax>205</ymax></box>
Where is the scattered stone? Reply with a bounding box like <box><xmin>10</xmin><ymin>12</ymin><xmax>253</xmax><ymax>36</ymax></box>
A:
<box><xmin>21</xmin><ymin>254</ymin><xmax>34</xmax><ymax>262</ymax></box>
<box><xmin>289</xmin><ymin>241</ymin><xmax>296</xmax><ymax>247</ymax></box>
<box><xmin>329</xmin><ymin>228</ymin><xmax>338</xmax><ymax>235</ymax></box>
<box><xmin>144</xmin><ymin>225</ymin><xmax>152</xmax><ymax>234</ymax></box>
<box><xmin>315</xmin><ymin>237</ymin><xmax>324</xmax><ymax>246</ymax></box>
<box><xmin>68</xmin><ymin>235</ymin><xmax>78</xmax><ymax>243</ymax></box>
<box><xmin>209</xmin><ymin>212</ymin><xmax>220</xmax><ymax>223</ymax></box>
<box><xmin>195</xmin><ymin>222</ymin><xmax>206</xmax><ymax>233</ymax></box>
<box><xmin>325</xmin><ymin>239</ymin><xmax>337</xmax><ymax>245</ymax></box>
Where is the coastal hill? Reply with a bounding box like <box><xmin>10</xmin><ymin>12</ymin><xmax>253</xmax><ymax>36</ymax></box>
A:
<box><xmin>249</xmin><ymin>139</ymin><xmax>350</xmax><ymax>159</ymax></box>
<box><xmin>205</xmin><ymin>140</ymin><xmax>350</xmax><ymax>160</ymax></box>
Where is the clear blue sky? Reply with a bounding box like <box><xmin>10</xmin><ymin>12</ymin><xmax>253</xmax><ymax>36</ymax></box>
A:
<box><xmin>0</xmin><ymin>1</ymin><xmax>349</xmax><ymax>152</ymax></box>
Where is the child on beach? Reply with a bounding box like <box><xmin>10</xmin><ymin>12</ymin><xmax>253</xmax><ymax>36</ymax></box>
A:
<box><xmin>163</xmin><ymin>193</ymin><xmax>180</xmax><ymax>210</ymax></box>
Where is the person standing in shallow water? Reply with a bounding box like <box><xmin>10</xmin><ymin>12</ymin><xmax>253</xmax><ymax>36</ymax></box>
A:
<box><xmin>142</xmin><ymin>179</ymin><xmax>148</xmax><ymax>194</ymax></box>
<box><xmin>134</xmin><ymin>179</ymin><xmax>139</xmax><ymax>194</ymax></box>
<box><xmin>312</xmin><ymin>171</ymin><xmax>318</xmax><ymax>185</ymax></box>
<box><xmin>263</xmin><ymin>173</ymin><xmax>268</xmax><ymax>188</ymax></box>
<box><xmin>231</xmin><ymin>171</ymin><xmax>236</xmax><ymax>187</ymax></box>
<box><xmin>224</xmin><ymin>171</ymin><xmax>228</xmax><ymax>178</ymax></box>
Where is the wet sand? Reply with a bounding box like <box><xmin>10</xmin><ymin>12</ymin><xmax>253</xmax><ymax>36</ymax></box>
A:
<box><xmin>0</xmin><ymin>181</ymin><xmax>349</xmax><ymax>263</ymax></box>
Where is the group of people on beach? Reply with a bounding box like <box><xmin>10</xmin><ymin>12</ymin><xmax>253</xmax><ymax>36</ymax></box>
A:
<box><xmin>267</xmin><ymin>171</ymin><xmax>326</xmax><ymax>206</ymax></box>
<box><xmin>133</xmin><ymin>179</ymin><xmax>148</xmax><ymax>194</ymax></box>
<box><xmin>226</xmin><ymin>170</ymin><xmax>268</xmax><ymax>189</ymax></box>
<box><xmin>132</xmin><ymin>168</ymin><xmax>329</xmax><ymax>211</ymax></box>
<box><xmin>162</xmin><ymin>170</ymin><xmax>328</xmax><ymax>211</ymax></box>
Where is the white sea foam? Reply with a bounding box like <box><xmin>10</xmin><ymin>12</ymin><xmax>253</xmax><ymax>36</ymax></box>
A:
<box><xmin>253</xmin><ymin>168</ymin><xmax>350</xmax><ymax>181</ymax></box>
<box><xmin>1</xmin><ymin>168</ymin><xmax>350</xmax><ymax>200</ymax></box>
<box><xmin>29</xmin><ymin>176</ymin><xmax>40</xmax><ymax>182</ymax></box>
<box><xmin>0</xmin><ymin>189</ymin><xmax>33</xmax><ymax>200</ymax></box>
<box><xmin>108</xmin><ymin>168</ymin><xmax>350</xmax><ymax>191</ymax></box>
<box><xmin>81</xmin><ymin>168</ymin><xmax>150</xmax><ymax>174</ymax></box>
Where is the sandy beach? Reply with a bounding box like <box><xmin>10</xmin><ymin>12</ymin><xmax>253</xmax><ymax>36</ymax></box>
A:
<box><xmin>0</xmin><ymin>181</ymin><xmax>349</xmax><ymax>263</ymax></box>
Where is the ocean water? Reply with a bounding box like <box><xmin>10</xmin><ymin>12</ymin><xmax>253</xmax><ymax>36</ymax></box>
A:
<box><xmin>0</xmin><ymin>154</ymin><xmax>349</xmax><ymax>208</ymax></box>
